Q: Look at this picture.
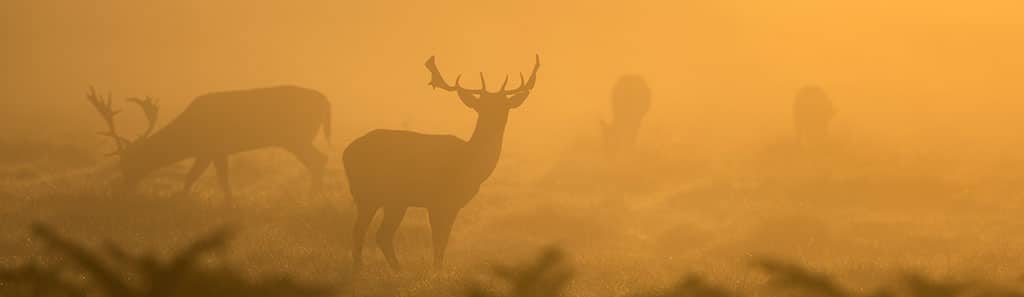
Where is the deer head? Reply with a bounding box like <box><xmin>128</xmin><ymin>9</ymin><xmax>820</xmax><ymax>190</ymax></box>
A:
<box><xmin>86</xmin><ymin>87</ymin><xmax>160</xmax><ymax>185</ymax></box>
<box><xmin>424</xmin><ymin>55</ymin><xmax>540</xmax><ymax>114</ymax></box>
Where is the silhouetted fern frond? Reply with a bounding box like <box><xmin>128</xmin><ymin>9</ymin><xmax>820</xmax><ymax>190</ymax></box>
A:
<box><xmin>753</xmin><ymin>257</ymin><xmax>849</xmax><ymax>297</ymax></box>
<box><xmin>471</xmin><ymin>246</ymin><xmax>574</xmax><ymax>297</ymax></box>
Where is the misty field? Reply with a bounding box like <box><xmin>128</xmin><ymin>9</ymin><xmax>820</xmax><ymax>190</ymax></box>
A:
<box><xmin>2</xmin><ymin>129</ymin><xmax>1024</xmax><ymax>297</ymax></box>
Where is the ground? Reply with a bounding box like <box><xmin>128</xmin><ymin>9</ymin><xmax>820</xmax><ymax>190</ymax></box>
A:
<box><xmin>1</xmin><ymin>133</ymin><xmax>1023</xmax><ymax>296</ymax></box>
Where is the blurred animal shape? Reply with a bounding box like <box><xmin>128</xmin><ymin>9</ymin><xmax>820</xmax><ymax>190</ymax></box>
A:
<box><xmin>343</xmin><ymin>55</ymin><xmax>539</xmax><ymax>270</ymax></box>
<box><xmin>600</xmin><ymin>75</ymin><xmax>651</xmax><ymax>158</ymax></box>
<box><xmin>792</xmin><ymin>85</ymin><xmax>836</xmax><ymax>147</ymax></box>
<box><xmin>86</xmin><ymin>86</ymin><xmax>331</xmax><ymax>201</ymax></box>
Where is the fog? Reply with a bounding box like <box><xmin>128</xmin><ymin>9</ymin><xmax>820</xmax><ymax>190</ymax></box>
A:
<box><xmin>3</xmin><ymin>1</ymin><xmax>1024</xmax><ymax>296</ymax></box>
<box><xmin>6</xmin><ymin>1</ymin><xmax>1023</xmax><ymax>154</ymax></box>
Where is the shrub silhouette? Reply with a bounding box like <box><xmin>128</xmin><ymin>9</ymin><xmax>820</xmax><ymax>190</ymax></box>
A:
<box><xmin>0</xmin><ymin>224</ymin><xmax>332</xmax><ymax>297</ymax></box>
<box><xmin>468</xmin><ymin>247</ymin><xmax>573</xmax><ymax>297</ymax></box>
<box><xmin>465</xmin><ymin>249</ymin><xmax>1024</xmax><ymax>297</ymax></box>
<box><xmin>635</xmin><ymin>275</ymin><xmax>735</xmax><ymax>297</ymax></box>
<box><xmin>6</xmin><ymin>228</ymin><xmax>1024</xmax><ymax>297</ymax></box>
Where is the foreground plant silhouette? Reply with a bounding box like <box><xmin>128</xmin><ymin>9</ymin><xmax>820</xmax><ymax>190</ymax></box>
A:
<box><xmin>467</xmin><ymin>247</ymin><xmax>573</xmax><ymax>297</ymax></box>
<box><xmin>0</xmin><ymin>224</ymin><xmax>332</xmax><ymax>297</ymax></box>
<box><xmin>5</xmin><ymin>227</ymin><xmax>1024</xmax><ymax>297</ymax></box>
<box><xmin>466</xmin><ymin>248</ymin><xmax>1024</xmax><ymax>297</ymax></box>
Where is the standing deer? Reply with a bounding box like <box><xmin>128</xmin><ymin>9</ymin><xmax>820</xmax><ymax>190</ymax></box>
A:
<box><xmin>600</xmin><ymin>75</ymin><xmax>651</xmax><ymax>158</ymax></box>
<box><xmin>343</xmin><ymin>55</ymin><xmax>540</xmax><ymax>270</ymax></box>
<box><xmin>86</xmin><ymin>86</ymin><xmax>331</xmax><ymax>200</ymax></box>
<box><xmin>792</xmin><ymin>85</ymin><xmax>836</xmax><ymax>148</ymax></box>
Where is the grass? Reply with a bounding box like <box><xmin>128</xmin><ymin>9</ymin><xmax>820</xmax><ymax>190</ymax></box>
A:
<box><xmin>2</xmin><ymin>130</ymin><xmax>1024</xmax><ymax>296</ymax></box>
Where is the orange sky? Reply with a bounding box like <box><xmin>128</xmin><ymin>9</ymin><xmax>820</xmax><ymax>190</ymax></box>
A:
<box><xmin>3</xmin><ymin>0</ymin><xmax>1023</xmax><ymax>158</ymax></box>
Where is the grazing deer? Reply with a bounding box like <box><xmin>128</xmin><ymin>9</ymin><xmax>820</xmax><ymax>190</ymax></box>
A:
<box><xmin>792</xmin><ymin>85</ymin><xmax>836</xmax><ymax>147</ymax></box>
<box><xmin>600</xmin><ymin>75</ymin><xmax>651</xmax><ymax>158</ymax></box>
<box><xmin>86</xmin><ymin>86</ymin><xmax>331</xmax><ymax>200</ymax></box>
<box><xmin>343</xmin><ymin>55</ymin><xmax>540</xmax><ymax>270</ymax></box>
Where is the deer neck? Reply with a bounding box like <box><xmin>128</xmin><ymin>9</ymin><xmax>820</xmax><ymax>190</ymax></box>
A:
<box><xmin>123</xmin><ymin>133</ymin><xmax>188</xmax><ymax>177</ymax></box>
<box><xmin>465</xmin><ymin>111</ymin><xmax>509</xmax><ymax>182</ymax></box>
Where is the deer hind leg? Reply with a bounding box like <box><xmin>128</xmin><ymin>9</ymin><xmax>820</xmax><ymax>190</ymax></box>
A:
<box><xmin>183</xmin><ymin>157</ymin><xmax>212</xmax><ymax>194</ymax></box>
<box><xmin>376</xmin><ymin>207</ymin><xmax>408</xmax><ymax>271</ymax></box>
<box><xmin>286</xmin><ymin>145</ymin><xmax>327</xmax><ymax>194</ymax></box>
<box><xmin>352</xmin><ymin>203</ymin><xmax>379</xmax><ymax>272</ymax></box>
<box><xmin>428</xmin><ymin>207</ymin><xmax>460</xmax><ymax>268</ymax></box>
<box><xmin>212</xmin><ymin>155</ymin><xmax>232</xmax><ymax>201</ymax></box>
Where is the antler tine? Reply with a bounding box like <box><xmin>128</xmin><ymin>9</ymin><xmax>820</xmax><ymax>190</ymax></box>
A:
<box><xmin>479</xmin><ymin>72</ymin><xmax>488</xmax><ymax>93</ymax></box>
<box><xmin>86</xmin><ymin>86</ymin><xmax>128</xmax><ymax>155</ymax></box>
<box><xmin>127</xmin><ymin>96</ymin><xmax>160</xmax><ymax>140</ymax></box>
<box><xmin>499</xmin><ymin>74</ymin><xmax>509</xmax><ymax>93</ymax></box>
<box><xmin>506</xmin><ymin>54</ymin><xmax>540</xmax><ymax>95</ymax></box>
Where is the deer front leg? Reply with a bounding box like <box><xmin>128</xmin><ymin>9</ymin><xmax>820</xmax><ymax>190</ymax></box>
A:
<box><xmin>213</xmin><ymin>155</ymin><xmax>232</xmax><ymax>201</ymax></box>
<box><xmin>182</xmin><ymin>157</ymin><xmax>212</xmax><ymax>195</ymax></box>
<box><xmin>428</xmin><ymin>207</ymin><xmax>460</xmax><ymax>268</ymax></box>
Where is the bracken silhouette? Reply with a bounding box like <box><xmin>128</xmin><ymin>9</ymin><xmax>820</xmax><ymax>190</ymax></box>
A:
<box><xmin>0</xmin><ymin>224</ymin><xmax>333</xmax><ymax>297</ymax></box>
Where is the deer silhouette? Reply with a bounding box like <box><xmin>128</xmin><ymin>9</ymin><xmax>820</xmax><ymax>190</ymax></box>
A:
<box><xmin>86</xmin><ymin>86</ymin><xmax>331</xmax><ymax>201</ymax></box>
<box><xmin>792</xmin><ymin>85</ymin><xmax>835</xmax><ymax>147</ymax></box>
<box><xmin>600</xmin><ymin>75</ymin><xmax>651</xmax><ymax>158</ymax></box>
<box><xmin>343</xmin><ymin>55</ymin><xmax>540</xmax><ymax>271</ymax></box>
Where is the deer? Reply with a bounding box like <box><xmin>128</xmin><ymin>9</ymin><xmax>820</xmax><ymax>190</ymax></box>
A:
<box><xmin>86</xmin><ymin>86</ymin><xmax>331</xmax><ymax>201</ymax></box>
<box><xmin>342</xmin><ymin>55</ymin><xmax>540</xmax><ymax>271</ymax></box>
<box><xmin>792</xmin><ymin>85</ymin><xmax>836</xmax><ymax>148</ymax></box>
<box><xmin>600</xmin><ymin>75</ymin><xmax>651</xmax><ymax>158</ymax></box>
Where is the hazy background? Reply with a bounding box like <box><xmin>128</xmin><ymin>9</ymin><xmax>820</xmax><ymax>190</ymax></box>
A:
<box><xmin>3</xmin><ymin>1</ymin><xmax>1024</xmax><ymax>295</ymax></box>
<box><xmin>5</xmin><ymin>0</ymin><xmax>1024</xmax><ymax>159</ymax></box>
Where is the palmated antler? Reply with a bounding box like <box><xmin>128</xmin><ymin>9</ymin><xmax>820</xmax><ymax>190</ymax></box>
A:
<box><xmin>426</xmin><ymin>56</ymin><xmax>486</xmax><ymax>95</ymax></box>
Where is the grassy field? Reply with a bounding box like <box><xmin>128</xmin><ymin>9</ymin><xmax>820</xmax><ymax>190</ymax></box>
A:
<box><xmin>2</xmin><ymin>131</ymin><xmax>1024</xmax><ymax>297</ymax></box>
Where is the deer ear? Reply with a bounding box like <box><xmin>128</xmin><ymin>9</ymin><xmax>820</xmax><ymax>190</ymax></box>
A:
<box><xmin>507</xmin><ymin>91</ymin><xmax>531</xmax><ymax>109</ymax></box>
<box><xmin>457</xmin><ymin>91</ymin><xmax>479</xmax><ymax>109</ymax></box>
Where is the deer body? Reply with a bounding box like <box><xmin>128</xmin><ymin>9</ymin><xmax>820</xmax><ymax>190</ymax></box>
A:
<box><xmin>88</xmin><ymin>86</ymin><xmax>331</xmax><ymax>200</ymax></box>
<box><xmin>343</xmin><ymin>56</ymin><xmax>537</xmax><ymax>271</ymax></box>
<box><xmin>600</xmin><ymin>75</ymin><xmax>651</xmax><ymax>158</ymax></box>
<box><xmin>792</xmin><ymin>85</ymin><xmax>835</xmax><ymax>147</ymax></box>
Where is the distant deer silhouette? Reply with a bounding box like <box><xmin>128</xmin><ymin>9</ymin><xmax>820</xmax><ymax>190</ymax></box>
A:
<box><xmin>343</xmin><ymin>55</ymin><xmax>540</xmax><ymax>270</ymax></box>
<box><xmin>600</xmin><ymin>75</ymin><xmax>651</xmax><ymax>158</ymax></box>
<box><xmin>86</xmin><ymin>86</ymin><xmax>331</xmax><ymax>201</ymax></box>
<box><xmin>792</xmin><ymin>85</ymin><xmax>835</xmax><ymax>147</ymax></box>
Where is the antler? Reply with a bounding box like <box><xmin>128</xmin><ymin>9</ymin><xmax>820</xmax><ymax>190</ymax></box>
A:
<box><xmin>425</xmin><ymin>55</ymin><xmax>540</xmax><ymax>95</ymax></box>
<box><xmin>86</xmin><ymin>87</ymin><xmax>129</xmax><ymax>156</ymax></box>
<box><xmin>502</xmin><ymin>54</ymin><xmax>540</xmax><ymax>95</ymax></box>
<box><xmin>425</xmin><ymin>56</ymin><xmax>485</xmax><ymax>95</ymax></box>
<box><xmin>126</xmin><ymin>96</ymin><xmax>160</xmax><ymax>140</ymax></box>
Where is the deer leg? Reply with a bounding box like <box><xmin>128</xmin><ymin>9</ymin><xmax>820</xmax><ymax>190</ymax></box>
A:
<box><xmin>376</xmin><ymin>207</ymin><xmax>407</xmax><ymax>271</ymax></box>
<box><xmin>428</xmin><ymin>208</ymin><xmax>460</xmax><ymax>268</ymax></box>
<box><xmin>352</xmin><ymin>203</ymin><xmax>378</xmax><ymax>272</ymax></box>
<box><xmin>182</xmin><ymin>157</ymin><xmax>212</xmax><ymax>194</ymax></box>
<box><xmin>212</xmin><ymin>155</ymin><xmax>232</xmax><ymax>201</ymax></box>
<box><xmin>286</xmin><ymin>145</ymin><xmax>327</xmax><ymax>194</ymax></box>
